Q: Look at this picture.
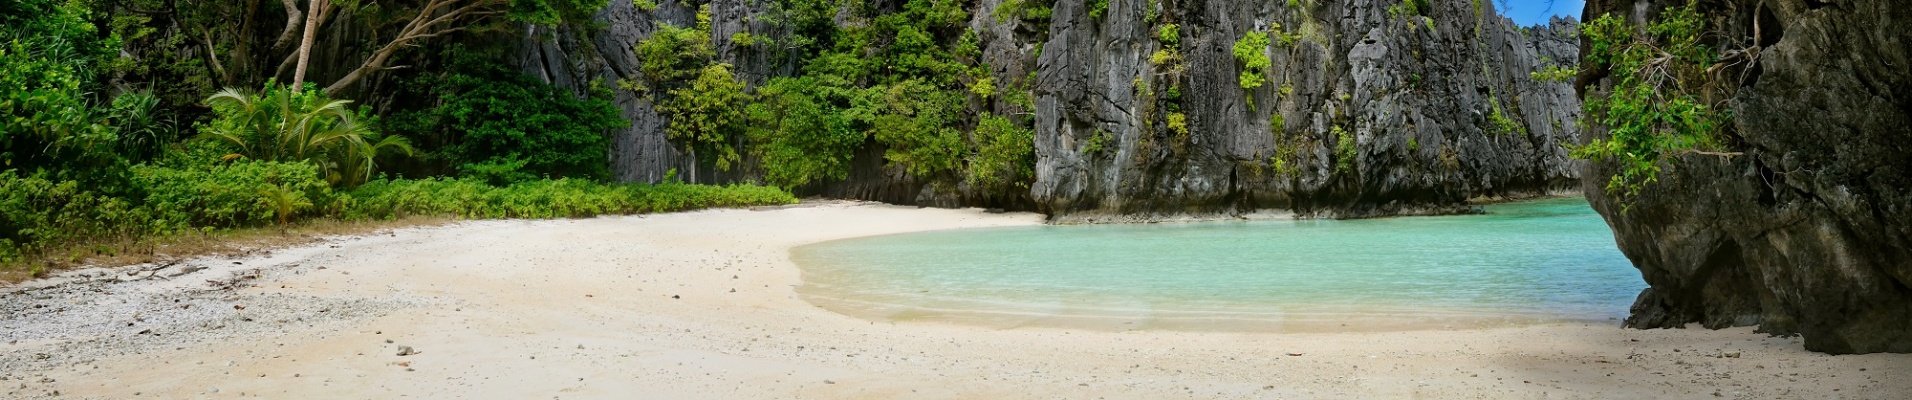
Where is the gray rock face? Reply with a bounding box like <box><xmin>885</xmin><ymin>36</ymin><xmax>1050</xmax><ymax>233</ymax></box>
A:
<box><xmin>1032</xmin><ymin>0</ymin><xmax>1584</xmax><ymax>221</ymax></box>
<box><xmin>519</xmin><ymin>0</ymin><xmax>1582</xmax><ymax>218</ymax></box>
<box><xmin>515</xmin><ymin>0</ymin><xmax>686</xmax><ymax>184</ymax></box>
<box><xmin>1579</xmin><ymin>0</ymin><xmax>1912</xmax><ymax>354</ymax></box>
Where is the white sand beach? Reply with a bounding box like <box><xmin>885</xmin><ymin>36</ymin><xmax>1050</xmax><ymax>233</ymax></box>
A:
<box><xmin>5</xmin><ymin>202</ymin><xmax>1908</xmax><ymax>399</ymax></box>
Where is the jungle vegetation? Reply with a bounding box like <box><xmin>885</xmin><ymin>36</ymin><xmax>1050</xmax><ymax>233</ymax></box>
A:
<box><xmin>0</xmin><ymin>0</ymin><xmax>798</xmax><ymax>278</ymax></box>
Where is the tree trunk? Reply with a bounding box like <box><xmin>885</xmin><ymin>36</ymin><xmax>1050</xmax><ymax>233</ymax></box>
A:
<box><xmin>291</xmin><ymin>0</ymin><xmax>327</xmax><ymax>92</ymax></box>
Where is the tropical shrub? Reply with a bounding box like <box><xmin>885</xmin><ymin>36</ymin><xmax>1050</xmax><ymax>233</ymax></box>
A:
<box><xmin>132</xmin><ymin>160</ymin><xmax>333</xmax><ymax>229</ymax></box>
<box><xmin>338</xmin><ymin>176</ymin><xmax>797</xmax><ymax>220</ymax></box>
<box><xmin>198</xmin><ymin>82</ymin><xmax>413</xmax><ymax>186</ymax></box>
<box><xmin>0</xmin><ymin>171</ymin><xmax>152</xmax><ymax>263</ymax></box>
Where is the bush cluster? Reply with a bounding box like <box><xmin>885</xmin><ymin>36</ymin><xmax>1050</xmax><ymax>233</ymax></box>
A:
<box><xmin>1</xmin><ymin>165</ymin><xmax>795</xmax><ymax>265</ymax></box>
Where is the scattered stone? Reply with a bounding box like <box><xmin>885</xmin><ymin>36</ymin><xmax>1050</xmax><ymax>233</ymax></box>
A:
<box><xmin>395</xmin><ymin>346</ymin><xmax>420</xmax><ymax>356</ymax></box>
<box><xmin>824</xmin><ymin>380</ymin><xmax>836</xmax><ymax>384</ymax></box>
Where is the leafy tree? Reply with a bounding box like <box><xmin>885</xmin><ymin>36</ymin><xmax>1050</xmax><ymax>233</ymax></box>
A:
<box><xmin>657</xmin><ymin>64</ymin><xmax>751</xmax><ymax>172</ymax></box>
<box><xmin>1</xmin><ymin>0</ymin><xmax>102</xmax><ymax>163</ymax></box>
<box><xmin>1573</xmin><ymin>2</ymin><xmax>1735</xmax><ymax>202</ymax></box>
<box><xmin>384</xmin><ymin>51</ymin><xmax>627</xmax><ymax>184</ymax></box>
<box><xmin>745</xmin><ymin>76</ymin><xmax>864</xmax><ymax>188</ymax></box>
<box><xmin>627</xmin><ymin>0</ymin><xmax>1041</xmax><ymax>194</ymax></box>
<box><xmin>966</xmin><ymin>114</ymin><xmax>1035</xmax><ymax>193</ymax></box>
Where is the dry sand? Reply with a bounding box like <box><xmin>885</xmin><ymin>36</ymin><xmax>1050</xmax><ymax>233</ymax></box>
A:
<box><xmin>4</xmin><ymin>202</ymin><xmax>1908</xmax><ymax>399</ymax></box>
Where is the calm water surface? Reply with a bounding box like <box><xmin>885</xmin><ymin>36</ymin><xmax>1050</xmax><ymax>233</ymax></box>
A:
<box><xmin>793</xmin><ymin>197</ymin><xmax>1645</xmax><ymax>331</ymax></box>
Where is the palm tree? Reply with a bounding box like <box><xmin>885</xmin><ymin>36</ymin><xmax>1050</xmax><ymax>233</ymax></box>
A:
<box><xmin>258</xmin><ymin>182</ymin><xmax>313</xmax><ymax>233</ymax></box>
<box><xmin>198</xmin><ymin>83</ymin><xmax>412</xmax><ymax>186</ymax></box>
<box><xmin>331</xmin><ymin>131</ymin><xmax>414</xmax><ymax>186</ymax></box>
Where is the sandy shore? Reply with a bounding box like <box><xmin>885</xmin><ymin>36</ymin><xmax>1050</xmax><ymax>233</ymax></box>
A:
<box><xmin>4</xmin><ymin>202</ymin><xmax>1908</xmax><ymax>399</ymax></box>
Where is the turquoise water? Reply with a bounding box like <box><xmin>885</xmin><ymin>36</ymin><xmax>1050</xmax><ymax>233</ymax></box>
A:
<box><xmin>793</xmin><ymin>197</ymin><xmax>1645</xmax><ymax>332</ymax></box>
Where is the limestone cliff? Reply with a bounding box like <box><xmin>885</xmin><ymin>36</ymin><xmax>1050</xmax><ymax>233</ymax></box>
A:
<box><xmin>1032</xmin><ymin>0</ymin><xmax>1583</xmax><ymax>221</ymax></box>
<box><xmin>1578</xmin><ymin>0</ymin><xmax>1912</xmax><ymax>354</ymax></box>
<box><xmin>517</xmin><ymin>0</ymin><xmax>1583</xmax><ymax>218</ymax></box>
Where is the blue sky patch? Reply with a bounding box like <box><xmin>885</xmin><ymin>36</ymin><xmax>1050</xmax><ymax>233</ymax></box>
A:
<box><xmin>1497</xmin><ymin>0</ymin><xmax>1583</xmax><ymax>26</ymax></box>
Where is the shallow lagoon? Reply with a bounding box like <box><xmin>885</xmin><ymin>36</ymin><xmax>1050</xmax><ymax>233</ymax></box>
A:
<box><xmin>794</xmin><ymin>197</ymin><xmax>1645</xmax><ymax>331</ymax></box>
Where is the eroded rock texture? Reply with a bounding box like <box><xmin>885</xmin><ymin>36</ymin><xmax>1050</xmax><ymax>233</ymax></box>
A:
<box><xmin>516</xmin><ymin>0</ymin><xmax>1582</xmax><ymax>216</ymax></box>
<box><xmin>1578</xmin><ymin>0</ymin><xmax>1912</xmax><ymax>354</ymax></box>
<box><xmin>1033</xmin><ymin>0</ymin><xmax>1584</xmax><ymax>221</ymax></box>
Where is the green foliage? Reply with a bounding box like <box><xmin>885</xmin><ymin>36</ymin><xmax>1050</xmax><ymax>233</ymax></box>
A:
<box><xmin>133</xmin><ymin>160</ymin><xmax>332</xmax><ymax>229</ymax></box>
<box><xmin>970</xmin><ymin>76</ymin><xmax>999</xmax><ymax>99</ymax></box>
<box><xmin>659</xmin><ymin>64</ymin><xmax>751</xmax><ymax>171</ymax></box>
<box><xmin>503</xmin><ymin>0</ymin><xmax>616</xmax><ymax>26</ymax></box>
<box><xmin>1333</xmin><ymin>125</ymin><xmax>1356</xmax><ymax>173</ymax></box>
<box><xmin>967</xmin><ymin>114</ymin><xmax>1036</xmax><ymax>191</ymax></box>
<box><xmin>1530</xmin><ymin>65</ymin><xmax>1576</xmax><ymax>82</ymax></box>
<box><xmin>992</xmin><ymin>0</ymin><xmax>1055</xmax><ymax>23</ymax></box>
<box><xmin>339</xmin><ymin>177</ymin><xmax>796</xmax><ymax>220</ymax></box>
<box><xmin>635</xmin><ymin>21</ymin><xmax>717</xmax><ymax>86</ymax></box>
<box><xmin>744</xmin><ymin>76</ymin><xmax>865</xmax><ymax>188</ymax></box>
<box><xmin>1233</xmin><ymin>32</ymin><xmax>1272</xmax><ymax>98</ymax></box>
<box><xmin>1388</xmin><ymin>0</ymin><xmax>1429</xmax><ymax>20</ymax></box>
<box><xmin>0</xmin><ymin>0</ymin><xmax>167</xmax><ymax>177</ymax></box>
<box><xmin>385</xmin><ymin>51</ymin><xmax>626</xmax><ymax>184</ymax></box>
<box><xmin>632</xmin><ymin>0</ymin><xmax>658</xmax><ymax>12</ymax></box>
<box><xmin>1149</xmin><ymin>49</ymin><xmax>1178</xmax><ymax>66</ymax></box>
<box><xmin>1</xmin><ymin>164</ymin><xmax>794</xmax><ymax>266</ymax></box>
<box><xmin>1574</xmin><ymin>2</ymin><xmax>1731</xmax><ymax>201</ymax></box>
<box><xmin>0</xmin><ymin>171</ymin><xmax>150</xmax><ymax>263</ymax></box>
<box><xmin>1157</xmin><ymin>24</ymin><xmax>1181</xmax><ymax>48</ymax></box>
<box><xmin>1088</xmin><ymin>0</ymin><xmax>1109</xmax><ymax>19</ymax></box>
<box><xmin>730</xmin><ymin>32</ymin><xmax>759</xmax><ymax>47</ymax></box>
<box><xmin>1082</xmin><ymin>129</ymin><xmax>1111</xmax><ymax>154</ymax></box>
<box><xmin>198</xmin><ymin>82</ymin><xmax>413</xmax><ymax>187</ymax></box>
<box><xmin>1166</xmin><ymin>112</ymin><xmax>1190</xmax><ymax>151</ymax></box>
<box><xmin>1486</xmin><ymin>97</ymin><xmax>1526</xmax><ymax>136</ymax></box>
<box><xmin>627</xmin><ymin>0</ymin><xmax>1038</xmax><ymax>191</ymax></box>
<box><xmin>871</xmin><ymin>81</ymin><xmax>967</xmax><ymax>177</ymax></box>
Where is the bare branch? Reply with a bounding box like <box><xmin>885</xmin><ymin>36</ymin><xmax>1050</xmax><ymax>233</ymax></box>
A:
<box><xmin>270</xmin><ymin>0</ymin><xmax>304</xmax><ymax>51</ymax></box>
<box><xmin>201</xmin><ymin>27</ymin><xmax>227</xmax><ymax>81</ymax></box>
<box><xmin>324</xmin><ymin>0</ymin><xmax>510</xmax><ymax>94</ymax></box>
